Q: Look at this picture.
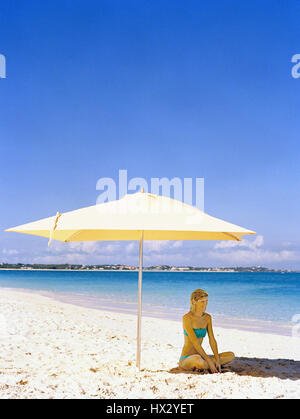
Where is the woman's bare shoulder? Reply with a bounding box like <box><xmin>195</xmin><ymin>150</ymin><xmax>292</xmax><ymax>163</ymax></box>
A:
<box><xmin>205</xmin><ymin>313</ymin><xmax>212</xmax><ymax>322</ymax></box>
<box><xmin>182</xmin><ymin>312</ymin><xmax>192</xmax><ymax>321</ymax></box>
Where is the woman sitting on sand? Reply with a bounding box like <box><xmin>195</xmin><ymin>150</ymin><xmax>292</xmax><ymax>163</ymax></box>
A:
<box><xmin>179</xmin><ymin>289</ymin><xmax>235</xmax><ymax>373</ymax></box>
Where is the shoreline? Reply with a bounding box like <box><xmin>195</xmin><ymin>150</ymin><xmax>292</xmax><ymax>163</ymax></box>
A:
<box><xmin>0</xmin><ymin>269</ymin><xmax>238</xmax><ymax>273</ymax></box>
<box><xmin>0</xmin><ymin>286</ymin><xmax>294</xmax><ymax>337</ymax></box>
<box><xmin>1</xmin><ymin>268</ymin><xmax>297</xmax><ymax>273</ymax></box>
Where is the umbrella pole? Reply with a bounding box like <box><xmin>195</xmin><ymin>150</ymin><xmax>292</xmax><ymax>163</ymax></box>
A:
<box><xmin>136</xmin><ymin>231</ymin><xmax>144</xmax><ymax>371</ymax></box>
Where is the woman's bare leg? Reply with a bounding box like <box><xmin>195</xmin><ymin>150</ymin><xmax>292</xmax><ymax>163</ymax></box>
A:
<box><xmin>179</xmin><ymin>352</ymin><xmax>235</xmax><ymax>372</ymax></box>
<box><xmin>210</xmin><ymin>351</ymin><xmax>235</xmax><ymax>366</ymax></box>
<box><xmin>179</xmin><ymin>354</ymin><xmax>208</xmax><ymax>371</ymax></box>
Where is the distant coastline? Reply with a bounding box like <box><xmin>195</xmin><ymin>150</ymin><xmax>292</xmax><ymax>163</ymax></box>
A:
<box><xmin>0</xmin><ymin>263</ymin><xmax>297</xmax><ymax>273</ymax></box>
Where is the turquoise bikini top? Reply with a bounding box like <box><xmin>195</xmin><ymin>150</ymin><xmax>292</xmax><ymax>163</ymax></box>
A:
<box><xmin>184</xmin><ymin>327</ymin><xmax>207</xmax><ymax>338</ymax></box>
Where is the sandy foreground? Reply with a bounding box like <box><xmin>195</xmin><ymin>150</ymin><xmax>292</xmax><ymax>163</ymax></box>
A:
<box><xmin>0</xmin><ymin>289</ymin><xmax>299</xmax><ymax>399</ymax></box>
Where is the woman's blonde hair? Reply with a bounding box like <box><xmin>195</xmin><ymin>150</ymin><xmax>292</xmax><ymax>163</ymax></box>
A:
<box><xmin>190</xmin><ymin>289</ymin><xmax>208</xmax><ymax>313</ymax></box>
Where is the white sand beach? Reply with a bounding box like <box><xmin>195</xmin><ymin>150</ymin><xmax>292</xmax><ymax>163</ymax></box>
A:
<box><xmin>0</xmin><ymin>288</ymin><xmax>299</xmax><ymax>399</ymax></box>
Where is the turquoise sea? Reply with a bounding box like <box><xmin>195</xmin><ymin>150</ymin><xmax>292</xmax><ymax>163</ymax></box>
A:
<box><xmin>0</xmin><ymin>270</ymin><xmax>299</xmax><ymax>336</ymax></box>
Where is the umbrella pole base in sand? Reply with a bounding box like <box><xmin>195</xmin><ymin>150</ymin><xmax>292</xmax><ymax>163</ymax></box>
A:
<box><xmin>136</xmin><ymin>232</ymin><xmax>144</xmax><ymax>371</ymax></box>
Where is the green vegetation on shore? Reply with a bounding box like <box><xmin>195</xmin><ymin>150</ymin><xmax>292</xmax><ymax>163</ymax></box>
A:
<box><xmin>0</xmin><ymin>263</ymin><xmax>295</xmax><ymax>272</ymax></box>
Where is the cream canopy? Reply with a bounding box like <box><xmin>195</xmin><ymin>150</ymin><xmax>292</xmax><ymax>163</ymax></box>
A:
<box><xmin>6</xmin><ymin>191</ymin><xmax>255</xmax><ymax>242</ymax></box>
<box><xmin>6</xmin><ymin>191</ymin><xmax>256</xmax><ymax>370</ymax></box>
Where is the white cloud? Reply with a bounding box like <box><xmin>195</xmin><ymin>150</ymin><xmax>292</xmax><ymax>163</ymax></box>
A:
<box><xmin>125</xmin><ymin>242</ymin><xmax>137</xmax><ymax>254</ymax></box>
<box><xmin>68</xmin><ymin>242</ymin><xmax>100</xmax><ymax>254</ymax></box>
<box><xmin>144</xmin><ymin>240</ymin><xmax>182</xmax><ymax>253</ymax></box>
<box><xmin>31</xmin><ymin>240</ymin><xmax>184</xmax><ymax>265</ymax></box>
<box><xmin>2</xmin><ymin>234</ymin><xmax>299</xmax><ymax>269</ymax></box>
<box><xmin>173</xmin><ymin>240</ymin><xmax>183</xmax><ymax>248</ymax></box>
<box><xmin>209</xmin><ymin>235</ymin><xmax>299</xmax><ymax>265</ymax></box>
<box><xmin>209</xmin><ymin>248</ymin><xmax>299</xmax><ymax>264</ymax></box>
<box><xmin>214</xmin><ymin>235</ymin><xmax>264</xmax><ymax>250</ymax></box>
<box><xmin>32</xmin><ymin>253</ymin><xmax>88</xmax><ymax>265</ymax></box>
<box><xmin>2</xmin><ymin>249</ymin><xmax>20</xmax><ymax>255</ymax></box>
<box><xmin>49</xmin><ymin>241</ymin><xmax>123</xmax><ymax>256</ymax></box>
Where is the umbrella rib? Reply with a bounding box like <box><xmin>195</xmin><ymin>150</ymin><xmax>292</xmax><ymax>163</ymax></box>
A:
<box><xmin>48</xmin><ymin>212</ymin><xmax>61</xmax><ymax>246</ymax></box>
<box><xmin>64</xmin><ymin>231</ymin><xmax>82</xmax><ymax>242</ymax></box>
<box><xmin>222</xmin><ymin>232</ymin><xmax>242</xmax><ymax>241</ymax></box>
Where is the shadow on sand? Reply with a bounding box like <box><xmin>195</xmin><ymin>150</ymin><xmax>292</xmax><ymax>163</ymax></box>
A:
<box><xmin>166</xmin><ymin>357</ymin><xmax>300</xmax><ymax>380</ymax></box>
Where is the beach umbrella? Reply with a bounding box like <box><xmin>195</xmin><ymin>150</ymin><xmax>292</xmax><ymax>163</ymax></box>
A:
<box><xmin>6</xmin><ymin>190</ymin><xmax>255</xmax><ymax>370</ymax></box>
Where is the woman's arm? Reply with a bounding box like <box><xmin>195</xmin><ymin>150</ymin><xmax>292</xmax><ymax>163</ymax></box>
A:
<box><xmin>206</xmin><ymin>314</ymin><xmax>221</xmax><ymax>372</ymax></box>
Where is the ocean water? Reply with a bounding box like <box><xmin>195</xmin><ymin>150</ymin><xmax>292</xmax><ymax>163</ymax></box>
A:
<box><xmin>0</xmin><ymin>270</ymin><xmax>299</xmax><ymax>336</ymax></box>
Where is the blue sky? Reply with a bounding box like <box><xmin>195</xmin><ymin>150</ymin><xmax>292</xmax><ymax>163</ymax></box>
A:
<box><xmin>1</xmin><ymin>0</ymin><xmax>300</xmax><ymax>269</ymax></box>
